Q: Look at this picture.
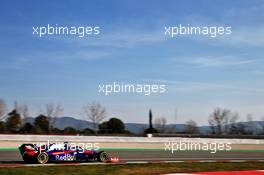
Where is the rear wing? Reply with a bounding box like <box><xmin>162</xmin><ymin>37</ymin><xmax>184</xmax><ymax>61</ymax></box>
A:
<box><xmin>18</xmin><ymin>144</ymin><xmax>39</xmax><ymax>155</ymax></box>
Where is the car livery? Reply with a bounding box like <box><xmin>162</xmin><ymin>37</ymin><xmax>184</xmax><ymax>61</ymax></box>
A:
<box><xmin>19</xmin><ymin>142</ymin><xmax>117</xmax><ymax>164</ymax></box>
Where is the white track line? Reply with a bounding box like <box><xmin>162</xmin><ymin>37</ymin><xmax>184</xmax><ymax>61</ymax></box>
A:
<box><xmin>164</xmin><ymin>161</ymin><xmax>185</xmax><ymax>163</ymax></box>
<box><xmin>126</xmin><ymin>161</ymin><xmax>149</xmax><ymax>164</ymax></box>
<box><xmin>198</xmin><ymin>160</ymin><xmax>217</xmax><ymax>162</ymax></box>
<box><xmin>79</xmin><ymin>162</ymin><xmax>106</xmax><ymax>165</ymax></box>
<box><xmin>25</xmin><ymin>163</ymin><xmax>57</xmax><ymax>166</ymax></box>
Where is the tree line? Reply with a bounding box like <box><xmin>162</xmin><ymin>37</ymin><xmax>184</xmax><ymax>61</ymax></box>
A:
<box><xmin>154</xmin><ymin>108</ymin><xmax>264</xmax><ymax>135</ymax></box>
<box><xmin>1</xmin><ymin>98</ymin><xmax>263</xmax><ymax>136</ymax></box>
<box><xmin>0</xmin><ymin>99</ymin><xmax>128</xmax><ymax>135</ymax></box>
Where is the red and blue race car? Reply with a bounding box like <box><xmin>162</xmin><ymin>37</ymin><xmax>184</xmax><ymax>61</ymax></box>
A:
<box><xmin>19</xmin><ymin>142</ymin><xmax>118</xmax><ymax>164</ymax></box>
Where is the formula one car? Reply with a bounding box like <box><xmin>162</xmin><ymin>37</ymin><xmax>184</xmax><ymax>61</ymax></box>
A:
<box><xmin>19</xmin><ymin>142</ymin><xmax>117</xmax><ymax>164</ymax></box>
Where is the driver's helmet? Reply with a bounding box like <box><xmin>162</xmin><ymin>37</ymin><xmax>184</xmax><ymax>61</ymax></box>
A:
<box><xmin>64</xmin><ymin>142</ymin><xmax>70</xmax><ymax>150</ymax></box>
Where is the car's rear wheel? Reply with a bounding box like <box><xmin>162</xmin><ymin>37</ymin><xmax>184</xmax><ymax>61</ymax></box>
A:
<box><xmin>97</xmin><ymin>151</ymin><xmax>110</xmax><ymax>162</ymax></box>
<box><xmin>37</xmin><ymin>152</ymin><xmax>49</xmax><ymax>164</ymax></box>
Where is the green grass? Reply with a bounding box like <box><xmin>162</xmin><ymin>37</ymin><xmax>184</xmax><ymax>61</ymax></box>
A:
<box><xmin>0</xmin><ymin>162</ymin><xmax>264</xmax><ymax>175</ymax></box>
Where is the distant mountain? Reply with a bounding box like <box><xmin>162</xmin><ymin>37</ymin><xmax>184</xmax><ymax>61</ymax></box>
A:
<box><xmin>28</xmin><ymin>117</ymin><xmax>149</xmax><ymax>133</ymax></box>
<box><xmin>54</xmin><ymin>117</ymin><xmax>95</xmax><ymax>130</ymax></box>
<box><xmin>27</xmin><ymin>117</ymin><xmax>93</xmax><ymax>130</ymax></box>
<box><xmin>26</xmin><ymin>116</ymin><xmax>264</xmax><ymax>134</ymax></box>
<box><xmin>125</xmin><ymin>123</ymin><xmax>147</xmax><ymax>133</ymax></box>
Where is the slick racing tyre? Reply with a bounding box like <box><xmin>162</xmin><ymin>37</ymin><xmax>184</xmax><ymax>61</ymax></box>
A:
<box><xmin>37</xmin><ymin>152</ymin><xmax>49</xmax><ymax>164</ymax></box>
<box><xmin>97</xmin><ymin>151</ymin><xmax>110</xmax><ymax>162</ymax></box>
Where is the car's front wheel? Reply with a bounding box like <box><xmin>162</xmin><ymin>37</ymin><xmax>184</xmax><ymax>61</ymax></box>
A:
<box><xmin>97</xmin><ymin>151</ymin><xmax>110</xmax><ymax>162</ymax></box>
<box><xmin>37</xmin><ymin>152</ymin><xmax>49</xmax><ymax>164</ymax></box>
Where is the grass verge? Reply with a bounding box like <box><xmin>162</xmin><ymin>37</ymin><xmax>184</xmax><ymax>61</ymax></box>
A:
<box><xmin>0</xmin><ymin>162</ymin><xmax>264</xmax><ymax>175</ymax></box>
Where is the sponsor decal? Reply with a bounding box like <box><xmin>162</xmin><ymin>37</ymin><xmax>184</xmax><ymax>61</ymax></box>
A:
<box><xmin>55</xmin><ymin>154</ymin><xmax>75</xmax><ymax>161</ymax></box>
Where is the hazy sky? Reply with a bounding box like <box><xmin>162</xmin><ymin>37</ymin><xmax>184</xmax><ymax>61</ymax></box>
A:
<box><xmin>0</xmin><ymin>0</ymin><xmax>264</xmax><ymax>124</ymax></box>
